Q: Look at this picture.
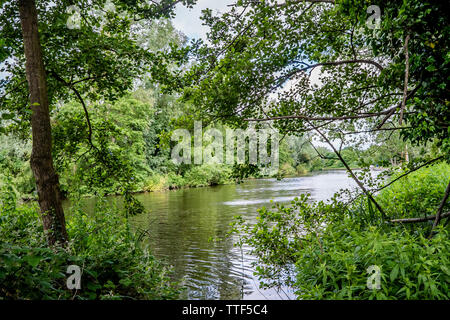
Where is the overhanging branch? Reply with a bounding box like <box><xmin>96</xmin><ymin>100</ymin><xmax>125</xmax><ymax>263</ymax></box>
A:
<box><xmin>49</xmin><ymin>71</ymin><xmax>97</xmax><ymax>153</ymax></box>
<box><xmin>372</xmin><ymin>156</ymin><xmax>444</xmax><ymax>194</ymax></box>
<box><xmin>244</xmin><ymin>106</ymin><xmax>398</xmax><ymax>122</ymax></box>
<box><xmin>307</xmin><ymin>120</ymin><xmax>388</xmax><ymax>220</ymax></box>
<box><xmin>430</xmin><ymin>180</ymin><xmax>450</xmax><ymax>236</ymax></box>
<box><xmin>391</xmin><ymin>212</ymin><xmax>450</xmax><ymax>224</ymax></box>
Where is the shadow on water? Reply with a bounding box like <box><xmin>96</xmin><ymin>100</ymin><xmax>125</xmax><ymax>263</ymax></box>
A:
<box><xmin>66</xmin><ymin>170</ymin><xmax>357</xmax><ymax>300</ymax></box>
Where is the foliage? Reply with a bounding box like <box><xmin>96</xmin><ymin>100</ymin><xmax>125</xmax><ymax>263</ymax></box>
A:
<box><xmin>163</xmin><ymin>0</ymin><xmax>449</xmax><ymax>169</ymax></box>
<box><xmin>183</xmin><ymin>164</ymin><xmax>232</xmax><ymax>187</ymax></box>
<box><xmin>141</xmin><ymin>164</ymin><xmax>233</xmax><ymax>191</ymax></box>
<box><xmin>0</xmin><ymin>0</ymin><xmax>198</xmax><ymax>232</ymax></box>
<box><xmin>295</xmin><ymin>219</ymin><xmax>449</xmax><ymax>300</ymax></box>
<box><xmin>0</xmin><ymin>189</ymin><xmax>179</xmax><ymax>300</ymax></box>
<box><xmin>0</xmin><ymin>135</ymin><xmax>34</xmax><ymax>197</ymax></box>
<box><xmin>1</xmin><ymin>0</ymin><xmax>448</xmax><ymax>301</ymax></box>
<box><xmin>231</xmin><ymin>193</ymin><xmax>345</xmax><ymax>290</ymax></box>
<box><xmin>0</xmin><ymin>0</ymin><xmax>196</xmax><ymax>134</ymax></box>
<box><xmin>376</xmin><ymin>162</ymin><xmax>450</xmax><ymax>221</ymax></box>
<box><xmin>230</xmin><ymin>163</ymin><xmax>450</xmax><ymax>299</ymax></box>
<box><xmin>1</xmin><ymin>19</ymin><xmax>206</xmax><ymax>200</ymax></box>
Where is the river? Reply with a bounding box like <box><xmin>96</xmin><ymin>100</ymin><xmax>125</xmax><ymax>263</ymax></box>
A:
<box><xmin>75</xmin><ymin>170</ymin><xmax>357</xmax><ymax>300</ymax></box>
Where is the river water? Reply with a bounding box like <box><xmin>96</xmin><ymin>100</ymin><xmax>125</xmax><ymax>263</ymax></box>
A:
<box><xmin>76</xmin><ymin>170</ymin><xmax>357</xmax><ymax>300</ymax></box>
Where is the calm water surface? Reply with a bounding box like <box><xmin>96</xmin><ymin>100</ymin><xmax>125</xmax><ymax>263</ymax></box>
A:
<box><xmin>74</xmin><ymin>170</ymin><xmax>357</xmax><ymax>300</ymax></box>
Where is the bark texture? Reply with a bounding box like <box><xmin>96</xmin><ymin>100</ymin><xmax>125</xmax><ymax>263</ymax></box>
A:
<box><xmin>18</xmin><ymin>0</ymin><xmax>68</xmax><ymax>246</ymax></box>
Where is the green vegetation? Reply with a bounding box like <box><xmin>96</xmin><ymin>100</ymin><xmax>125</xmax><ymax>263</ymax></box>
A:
<box><xmin>0</xmin><ymin>184</ymin><xmax>179</xmax><ymax>300</ymax></box>
<box><xmin>232</xmin><ymin>164</ymin><xmax>450</xmax><ymax>299</ymax></box>
<box><xmin>143</xmin><ymin>165</ymin><xmax>233</xmax><ymax>191</ymax></box>
<box><xmin>184</xmin><ymin>0</ymin><xmax>450</xmax><ymax>301</ymax></box>
<box><xmin>377</xmin><ymin>163</ymin><xmax>450</xmax><ymax>221</ymax></box>
<box><xmin>0</xmin><ymin>0</ymin><xmax>449</xmax><ymax>301</ymax></box>
<box><xmin>294</xmin><ymin>221</ymin><xmax>449</xmax><ymax>299</ymax></box>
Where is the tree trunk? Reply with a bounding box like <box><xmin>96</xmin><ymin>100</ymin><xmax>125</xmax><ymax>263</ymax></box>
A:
<box><xmin>18</xmin><ymin>0</ymin><xmax>68</xmax><ymax>246</ymax></box>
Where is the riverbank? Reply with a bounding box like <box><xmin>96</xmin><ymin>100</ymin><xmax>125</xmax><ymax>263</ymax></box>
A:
<box><xmin>17</xmin><ymin>164</ymin><xmax>389</xmax><ymax>203</ymax></box>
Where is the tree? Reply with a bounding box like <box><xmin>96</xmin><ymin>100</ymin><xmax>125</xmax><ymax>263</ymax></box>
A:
<box><xmin>0</xmin><ymin>0</ymin><xmax>195</xmax><ymax>246</ymax></box>
<box><xmin>173</xmin><ymin>0</ymin><xmax>449</xmax><ymax>226</ymax></box>
<box><xmin>17</xmin><ymin>0</ymin><xmax>68</xmax><ymax>245</ymax></box>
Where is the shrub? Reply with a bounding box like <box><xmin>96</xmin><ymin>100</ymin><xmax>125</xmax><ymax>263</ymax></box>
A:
<box><xmin>184</xmin><ymin>164</ymin><xmax>232</xmax><ymax>187</ymax></box>
<box><xmin>0</xmin><ymin>190</ymin><xmax>179</xmax><ymax>300</ymax></box>
<box><xmin>166</xmin><ymin>173</ymin><xmax>185</xmax><ymax>189</ymax></box>
<box><xmin>295</xmin><ymin>219</ymin><xmax>449</xmax><ymax>299</ymax></box>
<box><xmin>376</xmin><ymin>163</ymin><xmax>450</xmax><ymax>220</ymax></box>
<box><xmin>143</xmin><ymin>165</ymin><xmax>233</xmax><ymax>191</ymax></box>
<box><xmin>231</xmin><ymin>163</ymin><xmax>450</xmax><ymax>299</ymax></box>
<box><xmin>143</xmin><ymin>174</ymin><xmax>168</xmax><ymax>192</ymax></box>
<box><xmin>279</xmin><ymin>163</ymin><xmax>297</xmax><ymax>177</ymax></box>
<box><xmin>296</xmin><ymin>164</ymin><xmax>308</xmax><ymax>175</ymax></box>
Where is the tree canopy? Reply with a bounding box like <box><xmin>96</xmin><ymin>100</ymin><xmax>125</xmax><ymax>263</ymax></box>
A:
<box><xmin>173</xmin><ymin>0</ymin><xmax>448</xmax><ymax>160</ymax></box>
<box><xmin>0</xmin><ymin>0</ymin><xmax>196</xmax><ymax>245</ymax></box>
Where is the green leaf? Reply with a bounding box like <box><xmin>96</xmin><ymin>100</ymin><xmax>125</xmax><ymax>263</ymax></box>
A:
<box><xmin>24</xmin><ymin>255</ymin><xmax>43</xmax><ymax>268</ymax></box>
<box><xmin>390</xmin><ymin>265</ymin><xmax>399</xmax><ymax>282</ymax></box>
<box><xmin>1</xmin><ymin>113</ymin><xmax>14</xmax><ymax>120</ymax></box>
<box><xmin>440</xmin><ymin>265</ymin><xmax>450</xmax><ymax>276</ymax></box>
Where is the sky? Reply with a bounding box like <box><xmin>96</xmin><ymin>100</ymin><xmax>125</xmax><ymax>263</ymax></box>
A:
<box><xmin>172</xmin><ymin>0</ymin><xmax>234</xmax><ymax>40</ymax></box>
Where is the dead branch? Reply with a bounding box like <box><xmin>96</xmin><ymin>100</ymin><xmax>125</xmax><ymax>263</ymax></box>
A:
<box><xmin>391</xmin><ymin>212</ymin><xmax>450</xmax><ymax>224</ymax></box>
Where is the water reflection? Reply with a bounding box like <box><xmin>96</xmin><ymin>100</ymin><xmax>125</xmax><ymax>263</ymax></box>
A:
<box><xmin>72</xmin><ymin>170</ymin><xmax>356</xmax><ymax>300</ymax></box>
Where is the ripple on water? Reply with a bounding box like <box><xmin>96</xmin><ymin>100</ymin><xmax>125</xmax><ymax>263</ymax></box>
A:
<box><xmin>71</xmin><ymin>171</ymin><xmax>355</xmax><ymax>300</ymax></box>
<box><xmin>222</xmin><ymin>196</ymin><xmax>299</xmax><ymax>206</ymax></box>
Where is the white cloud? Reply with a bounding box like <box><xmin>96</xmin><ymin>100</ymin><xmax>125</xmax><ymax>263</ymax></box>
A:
<box><xmin>172</xmin><ymin>0</ymin><xmax>234</xmax><ymax>40</ymax></box>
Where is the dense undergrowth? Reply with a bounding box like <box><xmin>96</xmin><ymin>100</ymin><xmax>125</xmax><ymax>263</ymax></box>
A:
<box><xmin>0</xmin><ymin>185</ymin><xmax>180</xmax><ymax>300</ymax></box>
<box><xmin>231</xmin><ymin>163</ymin><xmax>450</xmax><ymax>299</ymax></box>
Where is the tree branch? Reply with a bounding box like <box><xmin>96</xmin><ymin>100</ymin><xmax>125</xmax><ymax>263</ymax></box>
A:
<box><xmin>391</xmin><ymin>212</ymin><xmax>450</xmax><ymax>224</ymax></box>
<box><xmin>244</xmin><ymin>106</ymin><xmax>398</xmax><ymax>122</ymax></box>
<box><xmin>372</xmin><ymin>156</ymin><xmax>444</xmax><ymax>194</ymax></box>
<box><xmin>429</xmin><ymin>180</ymin><xmax>450</xmax><ymax>237</ymax></box>
<box><xmin>341</xmin><ymin>126</ymin><xmax>412</xmax><ymax>135</ymax></box>
<box><xmin>230</xmin><ymin>0</ymin><xmax>335</xmax><ymax>7</ymax></box>
<box><xmin>49</xmin><ymin>71</ymin><xmax>97</xmax><ymax>152</ymax></box>
<box><xmin>0</xmin><ymin>80</ymin><xmax>27</xmax><ymax>101</ymax></box>
<box><xmin>399</xmin><ymin>34</ymin><xmax>410</xmax><ymax>125</ymax></box>
<box><xmin>309</xmin><ymin>140</ymin><xmax>339</xmax><ymax>160</ymax></box>
<box><xmin>279</xmin><ymin>59</ymin><xmax>384</xmax><ymax>83</ymax></box>
<box><xmin>307</xmin><ymin>120</ymin><xmax>388</xmax><ymax>220</ymax></box>
<box><xmin>375</xmin><ymin>82</ymin><xmax>421</xmax><ymax>130</ymax></box>
<box><xmin>71</xmin><ymin>73</ymin><xmax>107</xmax><ymax>85</ymax></box>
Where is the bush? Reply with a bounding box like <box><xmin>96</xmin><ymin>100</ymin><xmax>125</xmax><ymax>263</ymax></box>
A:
<box><xmin>142</xmin><ymin>166</ymin><xmax>232</xmax><ymax>191</ymax></box>
<box><xmin>295</xmin><ymin>219</ymin><xmax>449</xmax><ymax>299</ymax></box>
<box><xmin>376</xmin><ymin>163</ymin><xmax>450</xmax><ymax>220</ymax></box>
<box><xmin>184</xmin><ymin>164</ymin><xmax>232</xmax><ymax>187</ymax></box>
<box><xmin>0</xmin><ymin>190</ymin><xmax>179</xmax><ymax>300</ymax></box>
<box><xmin>167</xmin><ymin>173</ymin><xmax>185</xmax><ymax>189</ymax></box>
<box><xmin>231</xmin><ymin>163</ymin><xmax>450</xmax><ymax>299</ymax></box>
<box><xmin>143</xmin><ymin>174</ymin><xmax>168</xmax><ymax>192</ymax></box>
<box><xmin>296</xmin><ymin>164</ymin><xmax>308</xmax><ymax>175</ymax></box>
<box><xmin>279</xmin><ymin>163</ymin><xmax>297</xmax><ymax>177</ymax></box>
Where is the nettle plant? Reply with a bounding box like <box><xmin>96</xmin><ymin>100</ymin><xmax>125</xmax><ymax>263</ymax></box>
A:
<box><xmin>230</xmin><ymin>175</ymin><xmax>450</xmax><ymax>299</ymax></box>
